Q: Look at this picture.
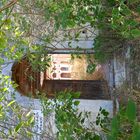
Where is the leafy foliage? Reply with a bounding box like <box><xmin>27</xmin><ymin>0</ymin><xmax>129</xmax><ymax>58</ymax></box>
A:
<box><xmin>41</xmin><ymin>91</ymin><xmax>140</xmax><ymax>140</ymax></box>
<box><xmin>41</xmin><ymin>91</ymin><xmax>101</xmax><ymax>140</ymax></box>
<box><xmin>0</xmin><ymin>74</ymin><xmax>35</xmax><ymax>139</ymax></box>
<box><xmin>96</xmin><ymin>100</ymin><xmax>140</xmax><ymax>140</ymax></box>
<box><xmin>0</xmin><ymin>0</ymin><xmax>140</xmax><ymax>139</ymax></box>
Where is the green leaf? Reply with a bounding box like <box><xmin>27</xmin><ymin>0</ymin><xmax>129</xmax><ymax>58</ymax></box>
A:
<box><xmin>0</xmin><ymin>58</ymin><xmax>4</xmax><ymax>65</ymax></box>
<box><xmin>133</xmin><ymin>133</ymin><xmax>140</xmax><ymax>140</ymax></box>
<box><xmin>0</xmin><ymin>95</ymin><xmax>4</xmax><ymax>102</ymax></box>
<box><xmin>132</xmin><ymin>123</ymin><xmax>140</xmax><ymax>140</ymax></box>
<box><xmin>93</xmin><ymin>135</ymin><xmax>100</xmax><ymax>140</ymax></box>
<box><xmin>26</xmin><ymin>131</ymin><xmax>33</xmax><ymax>138</ymax></box>
<box><xmin>78</xmin><ymin>112</ymin><xmax>82</xmax><ymax>118</ymax></box>
<box><xmin>8</xmin><ymin>128</ymin><xmax>13</xmax><ymax>135</ymax></box>
<box><xmin>74</xmin><ymin>101</ymin><xmax>80</xmax><ymax>106</ymax></box>
<box><xmin>120</xmin><ymin>4</ymin><xmax>131</xmax><ymax>15</ymax></box>
<box><xmin>26</xmin><ymin>111</ymin><xmax>31</xmax><ymax>117</ymax></box>
<box><xmin>131</xmin><ymin>29</ymin><xmax>140</xmax><ymax>38</ymax></box>
<box><xmin>136</xmin><ymin>6</ymin><xmax>140</xmax><ymax>13</ymax></box>
<box><xmin>81</xmin><ymin>118</ymin><xmax>85</xmax><ymax>124</ymax></box>
<box><xmin>28</xmin><ymin>116</ymin><xmax>34</xmax><ymax>124</ymax></box>
<box><xmin>96</xmin><ymin>119</ymin><xmax>100</xmax><ymax>125</ymax></box>
<box><xmin>15</xmin><ymin>122</ymin><xmax>23</xmax><ymax>132</ymax></box>
<box><xmin>7</xmin><ymin>100</ymin><xmax>15</xmax><ymax>107</ymax></box>
<box><xmin>111</xmin><ymin>116</ymin><xmax>119</xmax><ymax>137</ymax></box>
<box><xmin>101</xmin><ymin>109</ymin><xmax>109</xmax><ymax>117</ymax></box>
<box><xmin>86</xmin><ymin>63</ymin><xmax>96</xmax><ymax>74</ymax></box>
<box><xmin>72</xmin><ymin>92</ymin><xmax>80</xmax><ymax>98</ymax></box>
<box><xmin>67</xmin><ymin>20</ymin><xmax>75</xmax><ymax>28</ymax></box>
<box><xmin>125</xmin><ymin>20</ymin><xmax>138</xmax><ymax>27</ymax></box>
<box><xmin>112</xmin><ymin>8</ymin><xmax>119</xmax><ymax>17</ymax></box>
<box><xmin>126</xmin><ymin>100</ymin><xmax>136</xmax><ymax>121</ymax></box>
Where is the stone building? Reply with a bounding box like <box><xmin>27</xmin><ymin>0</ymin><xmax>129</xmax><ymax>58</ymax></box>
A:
<box><xmin>2</xmin><ymin>29</ymin><xmax>114</xmax><ymax>139</ymax></box>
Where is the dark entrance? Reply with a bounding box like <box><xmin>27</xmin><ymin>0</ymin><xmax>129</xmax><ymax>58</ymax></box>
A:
<box><xmin>42</xmin><ymin>80</ymin><xmax>110</xmax><ymax>99</ymax></box>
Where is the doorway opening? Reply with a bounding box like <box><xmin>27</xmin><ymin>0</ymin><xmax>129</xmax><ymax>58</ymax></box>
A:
<box><xmin>11</xmin><ymin>54</ymin><xmax>110</xmax><ymax>99</ymax></box>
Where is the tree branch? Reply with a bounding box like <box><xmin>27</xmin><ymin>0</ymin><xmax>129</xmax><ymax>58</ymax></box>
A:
<box><xmin>0</xmin><ymin>0</ymin><xmax>18</xmax><ymax>13</ymax></box>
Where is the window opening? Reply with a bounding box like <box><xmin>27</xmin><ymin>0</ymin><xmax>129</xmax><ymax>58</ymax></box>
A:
<box><xmin>61</xmin><ymin>73</ymin><xmax>71</xmax><ymax>78</ymax></box>
<box><xmin>60</xmin><ymin>67</ymin><xmax>69</xmax><ymax>71</ymax></box>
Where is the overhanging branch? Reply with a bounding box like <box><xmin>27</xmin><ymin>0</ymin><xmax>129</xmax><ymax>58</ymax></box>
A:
<box><xmin>0</xmin><ymin>0</ymin><xmax>18</xmax><ymax>13</ymax></box>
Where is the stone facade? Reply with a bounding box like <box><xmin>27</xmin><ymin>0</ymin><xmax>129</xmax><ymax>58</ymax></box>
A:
<box><xmin>1</xmin><ymin>37</ymin><xmax>114</xmax><ymax>139</ymax></box>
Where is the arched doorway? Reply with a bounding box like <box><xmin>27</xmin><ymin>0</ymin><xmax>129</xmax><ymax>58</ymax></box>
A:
<box><xmin>11</xmin><ymin>54</ymin><xmax>110</xmax><ymax>99</ymax></box>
